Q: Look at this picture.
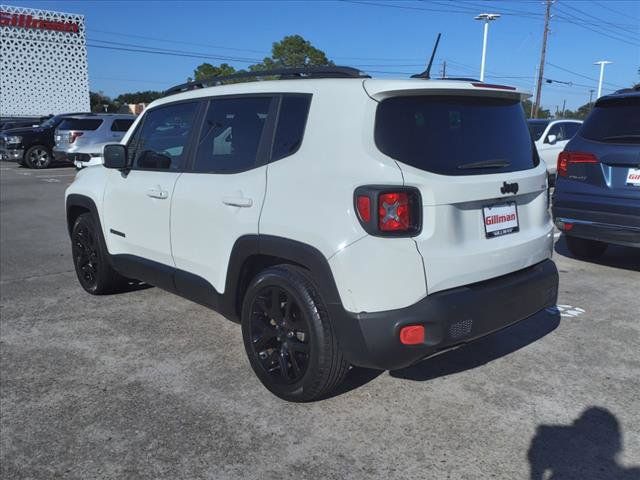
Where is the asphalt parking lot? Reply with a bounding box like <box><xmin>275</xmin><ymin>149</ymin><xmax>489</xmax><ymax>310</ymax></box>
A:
<box><xmin>1</xmin><ymin>161</ymin><xmax>639</xmax><ymax>479</ymax></box>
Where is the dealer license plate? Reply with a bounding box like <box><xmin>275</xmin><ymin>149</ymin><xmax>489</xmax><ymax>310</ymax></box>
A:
<box><xmin>483</xmin><ymin>202</ymin><xmax>519</xmax><ymax>238</ymax></box>
<box><xmin>626</xmin><ymin>168</ymin><xmax>640</xmax><ymax>186</ymax></box>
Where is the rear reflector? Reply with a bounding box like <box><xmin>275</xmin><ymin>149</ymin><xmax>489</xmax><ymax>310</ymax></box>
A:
<box><xmin>400</xmin><ymin>325</ymin><xmax>425</xmax><ymax>345</ymax></box>
<box><xmin>557</xmin><ymin>151</ymin><xmax>598</xmax><ymax>177</ymax></box>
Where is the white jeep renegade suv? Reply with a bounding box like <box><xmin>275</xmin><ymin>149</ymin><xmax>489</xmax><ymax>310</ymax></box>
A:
<box><xmin>65</xmin><ymin>67</ymin><xmax>558</xmax><ymax>402</ymax></box>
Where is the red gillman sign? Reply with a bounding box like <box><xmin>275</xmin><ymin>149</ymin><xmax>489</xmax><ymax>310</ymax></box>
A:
<box><xmin>0</xmin><ymin>11</ymin><xmax>79</xmax><ymax>33</ymax></box>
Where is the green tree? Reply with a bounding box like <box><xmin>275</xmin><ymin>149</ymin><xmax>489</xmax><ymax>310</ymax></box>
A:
<box><xmin>89</xmin><ymin>91</ymin><xmax>117</xmax><ymax>113</ymax></box>
<box><xmin>114</xmin><ymin>90</ymin><xmax>163</xmax><ymax>105</ymax></box>
<box><xmin>522</xmin><ymin>99</ymin><xmax>551</xmax><ymax>119</ymax></box>
<box><xmin>190</xmin><ymin>62</ymin><xmax>236</xmax><ymax>81</ymax></box>
<box><xmin>250</xmin><ymin>34</ymin><xmax>333</xmax><ymax>71</ymax></box>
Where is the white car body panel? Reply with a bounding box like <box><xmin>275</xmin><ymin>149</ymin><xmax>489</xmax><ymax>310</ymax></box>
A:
<box><xmin>171</xmin><ymin>166</ymin><xmax>267</xmax><ymax>294</ymax></box>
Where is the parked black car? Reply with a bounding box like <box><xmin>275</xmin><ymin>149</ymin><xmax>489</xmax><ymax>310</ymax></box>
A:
<box><xmin>0</xmin><ymin>116</ymin><xmax>51</xmax><ymax>132</ymax></box>
<box><xmin>552</xmin><ymin>88</ymin><xmax>640</xmax><ymax>258</ymax></box>
<box><xmin>0</xmin><ymin>112</ymin><xmax>90</xmax><ymax>168</ymax></box>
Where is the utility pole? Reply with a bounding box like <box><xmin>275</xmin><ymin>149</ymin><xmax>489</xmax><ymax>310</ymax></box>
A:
<box><xmin>533</xmin><ymin>0</ymin><xmax>552</xmax><ymax>118</ymax></box>
<box><xmin>474</xmin><ymin>13</ymin><xmax>500</xmax><ymax>82</ymax></box>
<box><xmin>589</xmin><ymin>89</ymin><xmax>594</xmax><ymax>110</ymax></box>
<box><xmin>561</xmin><ymin>99</ymin><xmax>566</xmax><ymax>118</ymax></box>
<box><xmin>594</xmin><ymin>60</ymin><xmax>612</xmax><ymax>98</ymax></box>
<box><xmin>440</xmin><ymin>61</ymin><xmax>447</xmax><ymax>79</ymax></box>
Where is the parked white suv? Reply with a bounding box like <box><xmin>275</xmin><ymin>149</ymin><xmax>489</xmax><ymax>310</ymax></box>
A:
<box><xmin>528</xmin><ymin>119</ymin><xmax>582</xmax><ymax>181</ymax></box>
<box><xmin>65</xmin><ymin>68</ymin><xmax>558</xmax><ymax>401</ymax></box>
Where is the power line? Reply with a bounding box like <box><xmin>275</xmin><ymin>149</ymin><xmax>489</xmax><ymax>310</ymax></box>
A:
<box><xmin>546</xmin><ymin>62</ymin><xmax>626</xmax><ymax>89</ymax></box>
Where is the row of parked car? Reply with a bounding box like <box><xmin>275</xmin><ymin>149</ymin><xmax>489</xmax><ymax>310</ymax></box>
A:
<box><xmin>0</xmin><ymin>113</ymin><xmax>135</xmax><ymax>169</ymax></box>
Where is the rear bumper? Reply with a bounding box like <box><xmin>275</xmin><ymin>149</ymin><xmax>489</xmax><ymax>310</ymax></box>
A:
<box><xmin>330</xmin><ymin>259</ymin><xmax>558</xmax><ymax>370</ymax></box>
<box><xmin>553</xmin><ymin>193</ymin><xmax>640</xmax><ymax>247</ymax></box>
<box><xmin>52</xmin><ymin>148</ymin><xmax>69</xmax><ymax>162</ymax></box>
<box><xmin>0</xmin><ymin>147</ymin><xmax>23</xmax><ymax>161</ymax></box>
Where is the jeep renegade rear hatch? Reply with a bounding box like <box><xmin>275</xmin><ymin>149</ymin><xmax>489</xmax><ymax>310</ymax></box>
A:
<box><xmin>370</xmin><ymin>84</ymin><xmax>552</xmax><ymax>294</ymax></box>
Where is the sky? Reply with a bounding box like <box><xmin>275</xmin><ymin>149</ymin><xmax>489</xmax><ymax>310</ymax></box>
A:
<box><xmin>8</xmin><ymin>0</ymin><xmax>640</xmax><ymax>111</ymax></box>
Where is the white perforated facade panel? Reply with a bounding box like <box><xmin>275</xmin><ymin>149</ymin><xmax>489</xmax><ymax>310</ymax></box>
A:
<box><xmin>0</xmin><ymin>4</ymin><xmax>89</xmax><ymax>117</ymax></box>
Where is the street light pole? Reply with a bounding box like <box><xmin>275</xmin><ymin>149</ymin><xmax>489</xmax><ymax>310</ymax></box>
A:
<box><xmin>594</xmin><ymin>60</ymin><xmax>612</xmax><ymax>98</ymax></box>
<box><xmin>474</xmin><ymin>13</ymin><xmax>500</xmax><ymax>82</ymax></box>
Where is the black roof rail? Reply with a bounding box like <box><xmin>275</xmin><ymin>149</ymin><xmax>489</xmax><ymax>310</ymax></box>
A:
<box><xmin>163</xmin><ymin>66</ymin><xmax>370</xmax><ymax>97</ymax></box>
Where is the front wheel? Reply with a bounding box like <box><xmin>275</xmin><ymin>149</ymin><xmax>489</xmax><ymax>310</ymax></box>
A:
<box><xmin>25</xmin><ymin>145</ymin><xmax>51</xmax><ymax>169</ymax></box>
<box><xmin>71</xmin><ymin>213</ymin><xmax>129</xmax><ymax>294</ymax></box>
<box><xmin>565</xmin><ymin>235</ymin><xmax>607</xmax><ymax>259</ymax></box>
<box><xmin>241</xmin><ymin>265</ymin><xmax>349</xmax><ymax>402</ymax></box>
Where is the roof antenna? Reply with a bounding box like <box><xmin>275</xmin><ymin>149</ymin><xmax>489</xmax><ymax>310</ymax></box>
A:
<box><xmin>411</xmin><ymin>33</ymin><xmax>441</xmax><ymax>79</ymax></box>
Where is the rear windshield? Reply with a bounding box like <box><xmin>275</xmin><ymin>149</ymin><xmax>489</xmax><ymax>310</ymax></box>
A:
<box><xmin>375</xmin><ymin>96</ymin><xmax>538</xmax><ymax>175</ymax></box>
<box><xmin>580</xmin><ymin>97</ymin><xmax>640</xmax><ymax>144</ymax></box>
<box><xmin>527</xmin><ymin>121</ymin><xmax>549</xmax><ymax>141</ymax></box>
<box><xmin>58</xmin><ymin>118</ymin><xmax>103</xmax><ymax>131</ymax></box>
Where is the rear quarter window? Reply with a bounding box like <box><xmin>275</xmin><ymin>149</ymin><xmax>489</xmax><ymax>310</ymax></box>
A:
<box><xmin>111</xmin><ymin>119</ymin><xmax>134</xmax><ymax>132</ymax></box>
<box><xmin>58</xmin><ymin>118</ymin><xmax>103</xmax><ymax>131</ymax></box>
<box><xmin>375</xmin><ymin>95</ymin><xmax>538</xmax><ymax>175</ymax></box>
<box><xmin>580</xmin><ymin>97</ymin><xmax>640</xmax><ymax>144</ymax></box>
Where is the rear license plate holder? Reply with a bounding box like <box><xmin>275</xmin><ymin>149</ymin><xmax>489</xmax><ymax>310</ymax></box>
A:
<box><xmin>483</xmin><ymin>202</ymin><xmax>519</xmax><ymax>238</ymax></box>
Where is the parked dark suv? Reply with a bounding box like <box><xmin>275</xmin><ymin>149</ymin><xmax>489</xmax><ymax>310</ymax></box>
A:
<box><xmin>552</xmin><ymin>89</ymin><xmax>640</xmax><ymax>258</ymax></box>
<box><xmin>0</xmin><ymin>112</ymin><xmax>90</xmax><ymax>168</ymax></box>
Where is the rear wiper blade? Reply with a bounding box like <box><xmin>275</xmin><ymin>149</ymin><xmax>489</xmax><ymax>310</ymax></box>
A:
<box><xmin>458</xmin><ymin>159</ymin><xmax>511</xmax><ymax>169</ymax></box>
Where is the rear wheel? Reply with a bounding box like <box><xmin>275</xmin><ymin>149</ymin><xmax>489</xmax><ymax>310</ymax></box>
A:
<box><xmin>71</xmin><ymin>213</ymin><xmax>129</xmax><ymax>294</ymax></box>
<box><xmin>565</xmin><ymin>235</ymin><xmax>607</xmax><ymax>259</ymax></box>
<box><xmin>241</xmin><ymin>265</ymin><xmax>349</xmax><ymax>402</ymax></box>
<box><xmin>25</xmin><ymin>145</ymin><xmax>51</xmax><ymax>169</ymax></box>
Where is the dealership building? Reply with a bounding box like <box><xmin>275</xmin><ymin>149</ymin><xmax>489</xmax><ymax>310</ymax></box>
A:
<box><xmin>0</xmin><ymin>4</ymin><xmax>89</xmax><ymax>117</ymax></box>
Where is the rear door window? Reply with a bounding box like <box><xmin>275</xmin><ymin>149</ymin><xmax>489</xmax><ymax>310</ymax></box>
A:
<box><xmin>580</xmin><ymin>97</ymin><xmax>640</xmax><ymax>144</ymax></box>
<box><xmin>193</xmin><ymin>96</ymin><xmax>274</xmax><ymax>173</ymax></box>
<box><xmin>58</xmin><ymin>118</ymin><xmax>103</xmax><ymax>131</ymax></box>
<box><xmin>375</xmin><ymin>96</ymin><xmax>538</xmax><ymax>176</ymax></box>
<box><xmin>111</xmin><ymin>119</ymin><xmax>134</xmax><ymax>132</ymax></box>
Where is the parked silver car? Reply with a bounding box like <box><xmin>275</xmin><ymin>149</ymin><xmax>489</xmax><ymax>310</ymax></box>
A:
<box><xmin>53</xmin><ymin>114</ymin><xmax>135</xmax><ymax>165</ymax></box>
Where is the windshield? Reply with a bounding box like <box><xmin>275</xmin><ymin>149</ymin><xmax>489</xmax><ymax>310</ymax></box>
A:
<box><xmin>527</xmin><ymin>121</ymin><xmax>549</xmax><ymax>141</ymax></box>
<box><xmin>58</xmin><ymin>118</ymin><xmax>103</xmax><ymax>131</ymax></box>
<box><xmin>375</xmin><ymin>95</ymin><xmax>538</xmax><ymax>176</ymax></box>
<box><xmin>581</xmin><ymin>97</ymin><xmax>640</xmax><ymax>144</ymax></box>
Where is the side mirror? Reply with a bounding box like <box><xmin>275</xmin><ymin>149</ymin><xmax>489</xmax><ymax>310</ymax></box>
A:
<box><xmin>546</xmin><ymin>134</ymin><xmax>557</xmax><ymax>145</ymax></box>
<box><xmin>103</xmin><ymin>144</ymin><xmax>128</xmax><ymax>169</ymax></box>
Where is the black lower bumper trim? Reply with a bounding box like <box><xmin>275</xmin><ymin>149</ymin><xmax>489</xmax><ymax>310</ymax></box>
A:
<box><xmin>330</xmin><ymin>259</ymin><xmax>559</xmax><ymax>370</ymax></box>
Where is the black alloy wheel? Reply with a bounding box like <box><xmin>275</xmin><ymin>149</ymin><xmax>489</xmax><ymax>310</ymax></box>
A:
<box><xmin>26</xmin><ymin>145</ymin><xmax>51</xmax><ymax>169</ymax></box>
<box><xmin>71</xmin><ymin>213</ymin><xmax>130</xmax><ymax>295</ymax></box>
<box><xmin>241</xmin><ymin>265</ymin><xmax>349</xmax><ymax>402</ymax></box>
<box><xmin>248</xmin><ymin>285</ymin><xmax>311</xmax><ymax>384</ymax></box>
<box><xmin>72</xmin><ymin>219</ymin><xmax>100</xmax><ymax>292</ymax></box>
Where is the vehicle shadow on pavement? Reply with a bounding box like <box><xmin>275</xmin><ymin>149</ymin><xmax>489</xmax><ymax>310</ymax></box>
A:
<box><xmin>554</xmin><ymin>235</ymin><xmax>640</xmax><ymax>272</ymax></box>
<box><xmin>389</xmin><ymin>308</ymin><xmax>561</xmax><ymax>382</ymax></box>
<box><xmin>528</xmin><ymin>407</ymin><xmax>640</xmax><ymax>479</ymax></box>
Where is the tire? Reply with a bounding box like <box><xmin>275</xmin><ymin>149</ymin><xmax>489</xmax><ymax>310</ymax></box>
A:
<box><xmin>241</xmin><ymin>265</ymin><xmax>349</xmax><ymax>402</ymax></box>
<box><xmin>565</xmin><ymin>235</ymin><xmax>607</xmax><ymax>259</ymax></box>
<box><xmin>25</xmin><ymin>145</ymin><xmax>51</xmax><ymax>169</ymax></box>
<box><xmin>71</xmin><ymin>213</ymin><xmax>129</xmax><ymax>294</ymax></box>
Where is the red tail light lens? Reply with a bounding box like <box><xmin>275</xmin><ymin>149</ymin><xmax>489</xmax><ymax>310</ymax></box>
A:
<box><xmin>69</xmin><ymin>131</ymin><xmax>83</xmax><ymax>144</ymax></box>
<box><xmin>557</xmin><ymin>151</ymin><xmax>598</xmax><ymax>177</ymax></box>
<box><xmin>353</xmin><ymin>186</ymin><xmax>422</xmax><ymax>237</ymax></box>
<box><xmin>356</xmin><ymin>195</ymin><xmax>371</xmax><ymax>223</ymax></box>
<box><xmin>379</xmin><ymin>192</ymin><xmax>410</xmax><ymax>231</ymax></box>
